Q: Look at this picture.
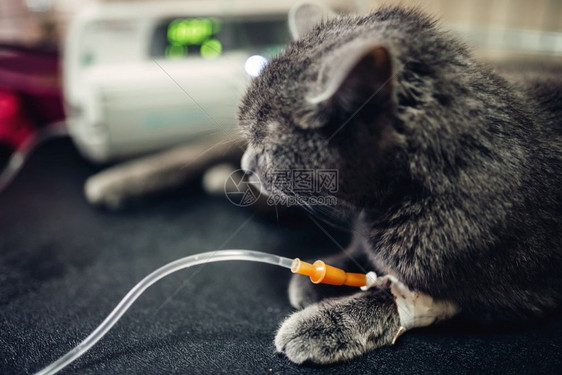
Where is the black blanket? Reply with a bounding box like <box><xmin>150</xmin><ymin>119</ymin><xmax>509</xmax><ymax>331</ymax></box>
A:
<box><xmin>1</xmin><ymin>139</ymin><xmax>561</xmax><ymax>374</ymax></box>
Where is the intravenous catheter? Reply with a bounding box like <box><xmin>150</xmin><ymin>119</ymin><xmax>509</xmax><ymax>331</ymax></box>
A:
<box><xmin>35</xmin><ymin>249</ymin><xmax>377</xmax><ymax>375</ymax></box>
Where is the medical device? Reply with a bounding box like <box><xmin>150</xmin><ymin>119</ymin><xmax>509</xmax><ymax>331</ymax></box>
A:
<box><xmin>64</xmin><ymin>1</ymin><xmax>292</xmax><ymax>162</ymax></box>
<box><xmin>35</xmin><ymin>249</ymin><xmax>377</xmax><ymax>375</ymax></box>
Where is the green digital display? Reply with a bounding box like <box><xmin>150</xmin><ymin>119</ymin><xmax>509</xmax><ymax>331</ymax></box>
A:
<box><xmin>200</xmin><ymin>39</ymin><xmax>222</xmax><ymax>58</ymax></box>
<box><xmin>151</xmin><ymin>15</ymin><xmax>290</xmax><ymax>60</ymax></box>
<box><xmin>165</xmin><ymin>18</ymin><xmax>222</xmax><ymax>59</ymax></box>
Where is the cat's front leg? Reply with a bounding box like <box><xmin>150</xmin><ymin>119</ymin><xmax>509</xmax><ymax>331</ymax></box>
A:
<box><xmin>85</xmin><ymin>136</ymin><xmax>244</xmax><ymax>208</ymax></box>
<box><xmin>277</xmin><ymin>278</ymin><xmax>460</xmax><ymax>364</ymax></box>
<box><xmin>275</xmin><ymin>288</ymin><xmax>400</xmax><ymax>364</ymax></box>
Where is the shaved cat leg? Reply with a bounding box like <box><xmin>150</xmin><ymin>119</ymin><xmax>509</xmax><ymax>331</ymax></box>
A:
<box><xmin>364</xmin><ymin>275</ymin><xmax>460</xmax><ymax>342</ymax></box>
<box><xmin>84</xmin><ymin>136</ymin><xmax>245</xmax><ymax>209</ymax></box>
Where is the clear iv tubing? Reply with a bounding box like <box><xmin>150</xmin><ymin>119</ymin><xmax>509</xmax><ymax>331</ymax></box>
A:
<box><xmin>35</xmin><ymin>250</ymin><xmax>294</xmax><ymax>375</ymax></box>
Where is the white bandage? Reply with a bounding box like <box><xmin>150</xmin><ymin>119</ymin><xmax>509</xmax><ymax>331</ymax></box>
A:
<box><xmin>361</xmin><ymin>273</ymin><xmax>459</xmax><ymax>341</ymax></box>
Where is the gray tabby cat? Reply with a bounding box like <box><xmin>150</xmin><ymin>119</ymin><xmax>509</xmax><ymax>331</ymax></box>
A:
<box><xmin>239</xmin><ymin>3</ymin><xmax>562</xmax><ymax>364</ymax></box>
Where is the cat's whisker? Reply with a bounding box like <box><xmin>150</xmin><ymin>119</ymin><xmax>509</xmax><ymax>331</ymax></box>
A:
<box><xmin>282</xmin><ymin>186</ymin><xmax>374</xmax><ymax>238</ymax></box>
<box><xmin>306</xmin><ymin>214</ymin><xmax>368</xmax><ymax>274</ymax></box>
<box><xmin>279</xmin><ymin>187</ymin><xmax>357</xmax><ymax>233</ymax></box>
<box><xmin>274</xmin><ymin>204</ymin><xmax>280</xmax><ymax>227</ymax></box>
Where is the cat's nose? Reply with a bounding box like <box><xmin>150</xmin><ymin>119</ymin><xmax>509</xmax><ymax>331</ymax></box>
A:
<box><xmin>241</xmin><ymin>147</ymin><xmax>257</xmax><ymax>173</ymax></box>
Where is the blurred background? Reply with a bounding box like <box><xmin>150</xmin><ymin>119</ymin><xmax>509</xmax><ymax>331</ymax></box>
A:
<box><xmin>2</xmin><ymin>0</ymin><xmax>561</xmax><ymax>52</ymax></box>
<box><xmin>0</xmin><ymin>0</ymin><xmax>561</xmax><ymax>197</ymax></box>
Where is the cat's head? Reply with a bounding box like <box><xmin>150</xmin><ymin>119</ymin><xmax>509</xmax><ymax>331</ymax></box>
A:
<box><xmin>238</xmin><ymin>3</ymin><xmax>487</xmax><ymax>213</ymax></box>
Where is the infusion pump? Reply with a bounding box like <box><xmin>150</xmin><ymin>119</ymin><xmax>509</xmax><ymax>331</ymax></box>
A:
<box><xmin>63</xmin><ymin>1</ymin><xmax>292</xmax><ymax>162</ymax></box>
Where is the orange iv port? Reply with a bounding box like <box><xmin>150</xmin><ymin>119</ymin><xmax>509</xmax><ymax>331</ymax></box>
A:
<box><xmin>290</xmin><ymin>258</ymin><xmax>367</xmax><ymax>287</ymax></box>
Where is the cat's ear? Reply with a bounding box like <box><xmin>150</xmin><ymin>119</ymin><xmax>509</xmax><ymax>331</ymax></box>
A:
<box><xmin>308</xmin><ymin>40</ymin><xmax>393</xmax><ymax>109</ymax></box>
<box><xmin>295</xmin><ymin>41</ymin><xmax>393</xmax><ymax>129</ymax></box>
<box><xmin>288</xmin><ymin>1</ymin><xmax>336</xmax><ymax>40</ymax></box>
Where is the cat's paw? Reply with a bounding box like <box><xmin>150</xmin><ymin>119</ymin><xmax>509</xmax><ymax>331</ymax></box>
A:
<box><xmin>84</xmin><ymin>173</ymin><xmax>127</xmax><ymax>209</ymax></box>
<box><xmin>276</xmin><ymin>291</ymin><xmax>399</xmax><ymax>364</ymax></box>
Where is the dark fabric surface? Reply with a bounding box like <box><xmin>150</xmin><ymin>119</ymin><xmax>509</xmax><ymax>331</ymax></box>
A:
<box><xmin>1</xmin><ymin>139</ymin><xmax>561</xmax><ymax>374</ymax></box>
